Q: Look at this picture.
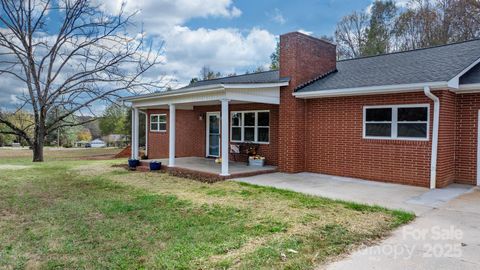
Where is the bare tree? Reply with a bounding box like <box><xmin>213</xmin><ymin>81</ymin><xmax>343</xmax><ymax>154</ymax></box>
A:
<box><xmin>470</xmin><ymin>0</ymin><xmax>480</xmax><ymax>24</ymax></box>
<box><xmin>395</xmin><ymin>0</ymin><xmax>480</xmax><ymax>50</ymax></box>
<box><xmin>394</xmin><ymin>1</ymin><xmax>441</xmax><ymax>50</ymax></box>
<box><xmin>335</xmin><ymin>11</ymin><xmax>369</xmax><ymax>59</ymax></box>
<box><xmin>0</xmin><ymin>0</ymin><xmax>165</xmax><ymax>161</ymax></box>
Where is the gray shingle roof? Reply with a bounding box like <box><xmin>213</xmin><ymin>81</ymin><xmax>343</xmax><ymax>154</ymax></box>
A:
<box><xmin>296</xmin><ymin>39</ymin><xmax>480</xmax><ymax>93</ymax></box>
<box><xmin>184</xmin><ymin>70</ymin><xmax>289</xmax><ymax>89</ymax></box>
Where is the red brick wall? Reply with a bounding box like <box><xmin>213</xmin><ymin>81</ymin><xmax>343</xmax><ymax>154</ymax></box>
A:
<box><xmin>436</xmin><ymin>91</ymin><xmax>457</xmax><ymax>187</ymax></box>
<box><xmin>455</xmin><ymin>93</ymin><xmax>480</xmax><ymax>185</ymax></box>
<box><xmin>303</xmin><ymin>91</ymin><xmax>443</xmax><ymax>187</ymax></box>
<box><xmin>147</xmin><ymin>109</ymin><xmax>204</xmax><ymax>159</ymax></box>
<box><xmin>278</xmin><ymin>32</ymin><xmax>337</xmax><ymax>173</ymax></box>
<box><xmin>146</xmin><ymin>103</ymin><xmax>279</xmax><ymax>166</ymax></box>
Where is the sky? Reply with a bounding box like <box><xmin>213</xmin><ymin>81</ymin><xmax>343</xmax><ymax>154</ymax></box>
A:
<box><xmin>0</xmin><ymin>0</ymin><xmax>411</xmax><ymax>112</ymax></box>
<box><xmin>93</xmin><ymin>0</ymin><xmax>378</xmax><ymax>87</ymax></box>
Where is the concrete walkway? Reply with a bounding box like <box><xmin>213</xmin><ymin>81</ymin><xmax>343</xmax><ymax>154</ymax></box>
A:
<box><xmin>325</xmin><ymin>188</ymin><xmax>480</xmax><ymax>270</ymax></box>
<box><xmin>233</xmin><ymin>172</ymin><xmax>477</xmax><ymax>269</ymax></box>
<box><xmin>234</xmin><ymin>172</ymin><xmax>471</xmax><ymax>215</ymax></box>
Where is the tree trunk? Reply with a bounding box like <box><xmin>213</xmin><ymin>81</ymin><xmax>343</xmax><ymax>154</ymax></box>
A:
<box><xmin>32</xmin><ymin>126</ymin><xmax>45</xmax><ymax>162</ymax></box>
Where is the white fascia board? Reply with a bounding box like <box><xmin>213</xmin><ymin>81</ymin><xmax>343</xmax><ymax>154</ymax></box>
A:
<box><xmin>454</xmin><ymin>83</ymin><xmax>480</xmax><ymax>93</ymax></box>
<box><xmin>447</xmin><ymin>57</ymin><xmax>480</xmax><ymax>89</ymax></box>
<box><xmin>225</xmin><ymin>82</ymin><xmax>289</xmax><ymax>88</ymax></box>
<box><xmin>293</xmin><ymin>81</ymin><xmax>449</xmax><ymax>99</ymax></box>
<box><xmin>122</xmin><ymin>82</ymin><xmax>288</xmax><ymax>103</ymax></box>
<box><xmin>123</xmin><ymin>84</ymin><xmax>225</xmax><ymax>102</ymax></box>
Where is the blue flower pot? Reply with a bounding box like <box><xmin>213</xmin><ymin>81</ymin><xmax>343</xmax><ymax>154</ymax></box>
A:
<box><xmin>149</xmin><ymin>161</ymin><xmax>161</xmax><ymax>171</ymax></box>
<box><xmin>128</xmin><ymin>159</ymin><xmax>140</xmax><ymax>168</ymax></box>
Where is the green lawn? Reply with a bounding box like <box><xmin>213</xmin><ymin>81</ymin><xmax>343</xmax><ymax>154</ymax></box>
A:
<box><xmin>0</xmin><ymin>149</ymin><xmax>414</xmax><ymax>269</ymax></box>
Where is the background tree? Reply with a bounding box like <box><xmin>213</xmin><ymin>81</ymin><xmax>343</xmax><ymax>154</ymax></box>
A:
<box><xmin>0</xmin><ymin>0</ymin><xmax>164</xmax><ymax>162</ymax></box>
<box><xmin>335</xmin><ymin>11</ymin><xmax>370</xmax><ymax>58</ymax></box>
<box><xmin>99</xmin><ymin>104</ymin><xmax>129</xmax><ymax>136</ymax></box>
<box><xmin>335</xmin><ymin>0</ymin><xmax>480</xmax><ymax>59</ymax></box>
<box><xmin>190</xmin><ymin>66</ymin><xmax>223</xmax><ymax>84</ymax></box>
<box><xmin>76</xmin><ymin>129</ymin><xmax>92</xmax><ymax>142</ymax></box>
<box><xmin>270</xmin><ymin>41</ymin><xmax>280</xmax><ymax>70</ymax></box>
<box><xmin>0</xmin><ymin>110</ymin><xmax>35</xmax><ymax>146</ymax></box>
<box><xmin>200</xmin><ymin>66</ymin><xmax>222</xmax><ymax>80</ymax></box>
<box><xmin>363</xmin><ymin>0</ymin><xmax>397</xmax><ymax>56</ymax></box>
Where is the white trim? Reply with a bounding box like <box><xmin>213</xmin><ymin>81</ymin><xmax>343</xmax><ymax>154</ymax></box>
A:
<box><xmin>131</xmin><ymin>87</ymin><xmax>281</xmax><ymax>108</ymax></box>
<box><xmin>131</xmin><ymin>109</ymin><xmax>136</xmax><ymax>159</ymax></box>
<box><xmin>221</xmin><ymin>99</ymin><xmax>230</xmax><ymax>176</ymax></box>
<box><xmin>168</xmin><ymin>104</ymin><xmax>176</xmax><ymax>167</ymax></box>
<box><xmin>150</xmin><ymin>113</ymin><xmax>167</xmax><ymax>132</ymax></box>
<box><xmin>144</xmin><ymin>112</ymin><xmax>148</xmax><ymax>156</ymax></box>
<box><xmin>132</xmin><ymin>108</ymin><xmax>140</xmax><ymax>160</ymax></box>
<box><xmin>293</xmin><ymin>81</ymin><xmax>448</xmax><ymax>99</ymax></box>
<box><xmin>477</xmin><ymin>110</ymin><xmax>480</xmax><ymax>186</ymax></box>
<box><xmin>230</xmin><ymin>110</ymin><xmax>270</xmax><ymax>144</ymax></box>
<box><xmin>122</xmin><ymin>82</ymin><xmax>288</xmax><ymax>102</ymax></box>
<box><xmin>363</xmin><ymin>104</ymin><xmax>430</xmax><ymax>141</ymax></box>
<box><xmin>124</xmin><ymin>85</ymin><xmax>224</xmax><ymax>102</ymax></box>
<box><xmin>225</xmin><ymin>82</ymin><xmax>289</xmax><ymax>88</ymax></box>
<box><xmin>448</xmin><ymin>57</ymin><xmax>480</xmax><ymax>89</ymax></box>
<box><xmin>206</xmin><ymin>112</ymin><xmax>221</xmax><ymax>158</ymax></box>
<box><xmin>455</xmin><ymin>83</ymin><xmax>480</xmax><ymax>93</ymax></box>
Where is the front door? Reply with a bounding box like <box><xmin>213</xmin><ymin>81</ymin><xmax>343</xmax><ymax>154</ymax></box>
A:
<box><xmin>206</xmin><ymin>112</ymin><xmax>221</xmax><ymax>157</ymax></box>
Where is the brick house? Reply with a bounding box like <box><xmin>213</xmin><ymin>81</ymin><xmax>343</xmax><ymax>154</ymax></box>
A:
<box><xmin>123</xmin><ymin>32</ymin><xmax>480</xmax><ymax>189</ymax></box>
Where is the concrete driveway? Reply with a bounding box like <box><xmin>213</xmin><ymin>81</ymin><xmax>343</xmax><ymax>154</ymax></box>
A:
<box><xmin>234</xmin><ymin>172</ymin><xmax>471</xmax><ymax>215</ymax></box>
<box><xmin>325</xmin><ymin>189</ymin><xmax>480</xmax><ymax>270</ymax></box>
<box><xmin>233</xmin><ymin>173</ymin><xmax>478</xmax><ymax>269</ymax></box>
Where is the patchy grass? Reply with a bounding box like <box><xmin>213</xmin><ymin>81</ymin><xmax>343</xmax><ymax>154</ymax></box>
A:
<box><xmin>0</xmin><ymin>154</ymin><xmax>414</xmax><ymax>269</ymax></box>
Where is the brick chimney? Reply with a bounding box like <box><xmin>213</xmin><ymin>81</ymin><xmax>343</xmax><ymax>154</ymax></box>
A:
<box><xmin>278</xmin><ymin>32</ymin><xmax>337</xmax><ymax>173</ymax></box>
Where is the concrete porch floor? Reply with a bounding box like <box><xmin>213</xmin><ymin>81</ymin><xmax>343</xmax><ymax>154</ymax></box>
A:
<box><xmin>142</xmin><ymin>157</ymin><xmax>277</xmax><ymax>176</ymax></box>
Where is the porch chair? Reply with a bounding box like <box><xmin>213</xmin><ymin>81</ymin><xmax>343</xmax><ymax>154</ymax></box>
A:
<box><xmin>229</xmin><ymin>142</ymin><xmax>259</xmax><ymax>164</ymax></box>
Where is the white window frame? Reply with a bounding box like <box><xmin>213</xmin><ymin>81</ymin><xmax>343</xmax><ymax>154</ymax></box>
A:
<box><xmin>150</xmin><ymin>113</ymin><xmax>167</xmax><ymax>132</ymax></box>
<box><xmin>230</xmin><ymin>110</ymin><xmax>270</xmax><ymax>144</ymax></box>
<box><xmin>363</xmin><ymin>104</ymin><xmax>430</xmax><ymax>141</ymax></box>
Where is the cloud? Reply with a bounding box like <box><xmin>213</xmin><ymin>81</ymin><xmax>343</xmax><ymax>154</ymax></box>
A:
<box><xmin>95</xmin><ymin>0</ymin><xmax>276</xmax><ymax>86</ymax></box>
<box><xmin>161</xmin><ymin>27</ymin><xmax>276</xmax><ymax>85</ymax></box>
<box><xmin>268</xmin><ymin>8</ymin><xmax>286</xmax><ymax>25</ymax></box>
<box><xmin>96</xmin><ymin>0</ymin><xmax>242</xmax><ymax>34</ymax></box>
<box><xmin>0</xmin><ymin>0</ymin><xmax>277</xmax><ymax>111</ymax></box>
<box><xmin>297</xmin><ymin>29</ymin><xmax>314</xmax><ymax>36</ymax></box>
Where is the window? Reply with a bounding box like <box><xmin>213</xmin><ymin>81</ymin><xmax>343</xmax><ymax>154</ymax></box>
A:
<box><xmin>230</xmin><ymin>111</ymin><xmax>270</xmax><ymax>143</ymax></box>
<box><xmin>150</xmin><ymin>114</ymin><xmax>167</xmax><ymax>132</ymax></box>
<box><xmin>364</xmin><ymin>105</ymin><xmax>429</xmax><ymax>140</ymax></box>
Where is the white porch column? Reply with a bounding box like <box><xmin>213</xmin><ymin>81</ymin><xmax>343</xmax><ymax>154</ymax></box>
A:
<box><xmin>168</xmin><ymin>104</ymin><xmax>176</xmax><ymax>167</ymax></box>
<box><xmin>144</xmin><ymin>112</ymin><xmax>148</xmax><ymax>157</ymax></box>
<box><xmin>132</xmin><ymin>107</ymin><xmax>139</xmax><ymax>159</ymax></box>
<box><xmin>220</xmin><ymin>99</ymin><xmax>230</xmax><ymax>176</ymax></box>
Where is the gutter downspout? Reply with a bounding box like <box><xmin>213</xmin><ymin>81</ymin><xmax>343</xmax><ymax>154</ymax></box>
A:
<box><xmin>423</xmin><ymin>86</ymin><xmax>440</xmax><ymax>189</ymax></box>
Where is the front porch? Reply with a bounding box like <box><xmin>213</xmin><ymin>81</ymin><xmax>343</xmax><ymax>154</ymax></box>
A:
<box><xmin>127</xmin><ymin>80</ymin><xmax>285</xmax><ymax>177</ymax></box>
<box><xmin>139</xmin><ymin>157</ymin><xmax>277</xmax><ymax>180</ymax></box>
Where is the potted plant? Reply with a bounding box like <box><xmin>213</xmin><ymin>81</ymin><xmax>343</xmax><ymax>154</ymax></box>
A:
<box><xmin>149</xmin><ymin>161</ymin><xmax>161</xmax><ymax>171</ymax></box>
<box><xmin>248</xmin><ymin>155</ymin><xmax>265</xmax><ymax>167</ymax></box>
<box><xmin>128</xmin><ymin>159</ymin><xmax>140</xmax><ymax>170</ymax></box>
